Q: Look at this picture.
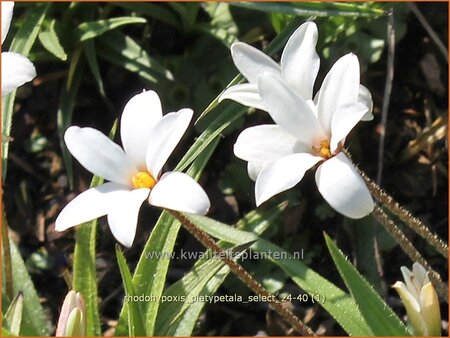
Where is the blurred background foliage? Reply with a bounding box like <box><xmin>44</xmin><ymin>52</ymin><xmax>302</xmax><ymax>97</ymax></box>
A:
<box><xmin>2</xmin><ymin>2</ymin><xmax>447</xmax><ymax>335</ymax></box>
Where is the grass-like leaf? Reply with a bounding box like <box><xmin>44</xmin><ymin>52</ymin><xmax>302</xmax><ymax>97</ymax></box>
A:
<box><xmin>1</xmin><ymin>2</ymin><xmax>50</xmax><ymax>182</ymax></box>
<box><xmin>1</xmin><ymin>239</ymin><xmax>49</xmax><ymax>335</ymax></box>
<box><xmin>115</xmin><ymin>247</ymin><xmax>146</xmax><ymax>336</ymax></box>
<box><xmin>324</xmin><ymin>233</ymin><xmax>410</xmax><ymax>336</ymax></box>
<box><xmin>38</xmin><ymin>19</ymin><xmax>67</xmax><ymax>61</ymax></box>
<box><xmin>4</xmin><ymin>292</ymin><xmax>24</xmax><ymax>336</ymax></box>
<box><xmin>75</xmin><ymin>17</ymin><xmax>146</xmax><ymax>42</ymax></box>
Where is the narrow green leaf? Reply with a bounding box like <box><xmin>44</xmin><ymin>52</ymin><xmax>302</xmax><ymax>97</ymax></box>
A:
<box><xmin>38</xmin><ymin>19</ymin><xmax>67</xmax><ymax>61</ymax></box>
<box><xmin>2</xmin><ymin>327</ymin><xmax>16</xmax><ymax>336</ymax></box>
<box><xmin>1</xmin><ymin>239</ymin><xmax>49</xmax><ymax>335</ymax></box>
<box><xmin>83</xmin><ymin>41</ymin><xmax>106</xmax><ymax>97</ymax></box>
<box><xmin>75</xmin><ymin>17</ymin><xmax>146</xmax><ymax>42</ymax></box>
<box><xmin>96</xmin><ymin>31</ymin><xmax>174</xmax><ymax>83</ymax></box>
<box><xmin>324</xmin><ymin>233</ymin><xmax>410</xmax><ymax>336</ymax></box>
<box><xmin>4</xmin><ymin>292</ymin><xmax>24</xmax><ymax>335</ymax></box>
<box><xmin>156</xmin><ymin>203</ymin><xmax>287</xmax><ymax>336</ymax></box>
<box><xmin>182</xmin><ymin>214</ymin><xmax>375</xmax><ymax>336</ymax></box>
<box><xmin>230</xmin><ymin>2</ymin><xmax>385</xmax><ymax>18</ymax></box>
<box><xmin>115</xmin><ymin>248</ymin><xmax>146</xmax><ymax>336</ymax></box>
<box><xmin>1</xmin><ymin>2</ymin><xmax>50</xmax><ymax>182</ymax></box>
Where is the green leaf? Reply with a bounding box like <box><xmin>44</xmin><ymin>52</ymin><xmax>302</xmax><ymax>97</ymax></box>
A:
<box><xmin>96</xmin><ymin>31</ymin><xmax>174</xmax><ymax>83</ymax></box>
<box><xmin>230</xmin><ymin>2</ymin><xmax>385</xmax><ymax>18</ymax></box>
<box><xmin>2</xmin><ymin>327</ymin><xmax>17</xmax><ymax>336</ymax></box>
<box><xmin>1</xmin><ymin>239</ymin><xmax>49</xmax><ymax>335</ymax></box>
<box><xmin>4</xmin><ymin>292</ymin><xmax>24</xmax><ymax>335</ymax></box>
<box><xmin>75</xmin><ymin>17</ymin><xmax>146</xmax><ymax>42</ymax></box>
<box><xmin>156</xmin><ymin>203</ymin><xmax>287</xmax><ymax>336</ymax></box>
<box><xmin>115</xmin><ymin>248</ymin><xmax>146</xmax><ymax>336</ymax></box>
<box><xmin>38</xmin><ymin>19</ymin><xmax>67</xmax><ymax>61</ymax></box>
<box><xmin>182</xmin><ymin>214</ymin><xmax>374</xmax><ymax>335</ymax></box>
<box><xmin>324</xmin><ymin>233</ymin><xmax>410</xmax><ymax>336</ymax></box>
<box><xmin>83</xmin><ymin>40</ymin><xmax>106</xmax><ymax>97</ymax></box>
<box><xmin>113</xmin><ymin>3</ymin><xmax>181</xmax><ymax>30</ymax></box>
<box><xmin>2</xmin><ymin>2</ymin><xmax>50</xmax><ymax>182</ymax></box>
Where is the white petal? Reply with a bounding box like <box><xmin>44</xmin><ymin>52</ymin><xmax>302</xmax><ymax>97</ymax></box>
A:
<box><xmin>330</xmin><ymin>102</ymin><xmax>368</xmax><ymax>152</ymax></box>
<box><xmin>412</xmin><ymin>262</ymin><xmax>428</xmax><ymax>286</ymax></box>
<box><xmin>234</xmin><ymin>124</ymin><xmax>309</xmax><ymax>163</ymax></box>
<box><xmin>281</xmin><ymin>21</ymin><xmax>319</xmax><ymax>99</ymax></box>
<box><xmin>149</xmin><ymin>172</ymin><xmax>210</xmax><ymax>215</ymax></box>
<box><xmin>258</xmin><ymin>73</ymin><xmax>325</xmax><ymax>145</ymax></box>
<box><xmin>358</xmin><ymin>85</ymin><xmax>374</xmax><ymax>121</ymax></box>
<box><xmin>120</xmin><ymin>90</ymin><xmax>163</xmax><ymax>169</ymax></box>
<box><xmin>247</xmin><ymin>161</ymin><xmax>263</xmax><ymax>181</ymax></box>
<box><xmin>55</xmin><ymin>182</ymin><xmax>129</xmax><ymax>231</ymax></box>
<box><xmin>145</xmin><ymin>108</ymin><xmax>192</xmax><ymax>177</ymax></box>
<box><xmin>315</xmin><ymin>153</ymin><xmax>374</xmax><ymax>219</ymax></box>
<box><xmin>1</xmin><ymin>2</ymin><xmax>14</xmax><ymax>44</ymax></box>
<box><xmin>315</xmin><ymin>53</ymin><xmax>360</xmax><ymax>135</ymax></box>
<box><xmin>64</xmin><ymin>126</ymin><xmax>137</xmax><ymax>186</ymax></box>
<box><xmin>1</xmin><ymin>51</ymin><xmax>36</xmax><ymax>96</ymax></box>
<box><xmin>400</xmin><ymin>266</ymin><xmax>421</xmax><ymax>301</ymax></box>
<box><xmin>255</xmin><ymin>153</ymin><xmax>322</xmax><ymax>206</ymax></box>
<box><xmin>231</xmin><ymin>42</ymin><xmax>281</xmax><ymax>83</ymax></box>
<box><xmin>219</xmin><ymin>83</ymin><xmax>266</xmax><ymax>110</ymax></box>
<box><xmin>107</xmin><ymin>188</ymin><xmax>149</xmax><ymax>247</ymax></box>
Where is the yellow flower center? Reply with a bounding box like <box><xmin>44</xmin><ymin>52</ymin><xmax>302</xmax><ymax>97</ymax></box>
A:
<box><xmin>131</xmin><ymin>171</ymin><xmax>156</xmax><ymax>189</ymax></box>
<box><xmin>313</xmin><ymin>139</ymin><xmax>332</xmax><ymax>159</ymax></box>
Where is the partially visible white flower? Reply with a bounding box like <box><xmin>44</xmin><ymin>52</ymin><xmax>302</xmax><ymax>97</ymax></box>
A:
<box><xmin>55</xmin><ymin>90</ymin><xmax>210</xmax><ymax>247</ymax></box>
<box><xmin>219</xmin><ymin>21</ymin><xmax>373</xmax><ymax>122</ymax></box>
<box><xmin>393</xmin><ymin>263</ymin><xmax>441</xmax><ymax>336</ymax></box>
<box><xmin>1</xmin><ymin>1</ymin><xmax>36</xmax><ymax>96</ymax></box>
<box><xmin>234</xmin><ymin>53</ymin><xmax>374</xmax><ymax>219</ymax></box>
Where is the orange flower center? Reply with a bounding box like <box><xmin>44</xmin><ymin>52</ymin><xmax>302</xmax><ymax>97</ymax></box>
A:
<box><xmin>131</xmin><ymin>171</ymin><xmax>156</xmax><ymax>189</ymax></box>
<box><xmin>313</xmin><ymin>139</ymin><xmax>332</xmax><ymax>159</ymax></box>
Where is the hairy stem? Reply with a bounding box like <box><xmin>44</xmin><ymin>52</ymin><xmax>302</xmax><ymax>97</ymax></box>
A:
<box><xmin>343</xmin><ymin>149</ymin><xmax>448</xmax><ymax>258</ymax></box>
<box><xmin>168</xmin><ymin>210</ymin><xmax>315</xmax><ymax>336</ymax></box>
<box><xmin>372</xmin><ymin>207</ymin><xmax>448</xmax><ymax>301</ymax></box>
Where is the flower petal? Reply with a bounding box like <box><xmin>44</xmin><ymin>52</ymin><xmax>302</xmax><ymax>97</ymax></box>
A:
<box><xmin>412</xmin><ymin>262</ymin><xmax>429</xmax><ymax>285</ymax></box>
<box><xmin>315</xmin><ymin>153</ymin><xmax>373</xmax><ymax>219</ymax></box>
<box><xmin>230</xmin><ymin>42</ymin><xmax>281</xmax><ymax>83</ymax></box>
<box><xmin>255</xmin><ymin>153</ymin><xmax>322</xmax><ymax>206</ymax></box>
<box><xmin>149</xmin><ymin>172</ymin><xmax>210</xmax><ymax>215</ymax></box>
<box><xmin>107</xmin><ymin>188</ymin><xmax>149</xmax><ymax>247</ymax></box>
<box><xmin>120</xmin><ymin>90</ymin><xmax>163</xmax><ymax>169</ymax></box>
<box><xmin>234</xmin><ymin>124</ymin><xmax>310</xmax><ymax>165</ymax></box>
<box><xmin>330</xmin><ymin>102</ymin><xmax>368</xmax><ymax>152</ymax></box>
<box><xmin>400</xmin><ymin>266</ymin><xmax>421</xmax><ymax>301</ymax></box>
<box><xmin>65</xmin><ymin>126</ymin><xmax>137</xmax><ymax>185</ymax></box>
<box><xmin>1</xmin><ymin>51</ymin><xmax>36</xmax><ymax>96</ymax></box>
<box><xmin>358</xmin><ymin>85</ymin><xmax>374</xmax><ymax>121</ymax></box>
<box><xmin>393</xmin><ymin>281</ymin><xmax>427</xmax><ymax>336</ymax></box>
<box><xmin>315</xmin><ymin>53</ymin><xmax>360</xmax><ymax>135</ymax></box>
<box><xmin>247</xmin><ymin>161</ymin><xmax>263</xmax><ymax>181</ymax></box>
<box><xmin>55</xmin><ymin>182</ymin><xmax>129</xmax><ymax>231</ymax></box>
<box><xmin>281</xmin><ymin>21</ymin><xmax>319</xmax><ymax>99</ymax></box>
<box><xmin>219</xmin><ymin>83</ymin><xmax>266</xmax><ymax>110</ymax></box>
<box><xmin>1</xmin><ymin>2</ymin><xmax>14</xmax><ymax>44</ymax></box>
<box><xmin>420</xmin><ymin>282</ymin><xmax>441</xmax><ymax>336</ymax></box>
<box><xmin>258</xmin><ymin>73</ymin><xmax>325</xmax><ymax>145</ymax></box>
<box><xmin>145</xmin><ymin>108</ymin><xmax>193</xmax><ymax>177</ymax></box>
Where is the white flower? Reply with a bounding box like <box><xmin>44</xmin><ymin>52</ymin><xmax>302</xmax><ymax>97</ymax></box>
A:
<box><xmin>55</xmin><ymin>90</ymin><xmax>210</xmax><ymax>247</ymax></box>
<box><xmin>393</xmin><ymin>263</ymin><xmax>441</xmax><ymax>336</ymax></box>
<box><xmin>219</xmin><ymin>21</ymin><xmax>373</xmax><ymax>122</ymax></box>
<box><xmin>1</xmin><ymin>1</ymin><xmax>36</xmax><ymax>96</ymax></box>
<box><xmin>234</xmin><ymin>53</ymin><xmax>374</xmax><ymax>219</ymax></box>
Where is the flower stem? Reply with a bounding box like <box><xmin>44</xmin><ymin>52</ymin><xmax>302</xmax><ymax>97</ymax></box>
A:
<box><xmin>1</xmin><ymin>212</ymin><xmax>13</xmax><ymax>301</ymax></box>
<box><xmin>372</xmin><ymin>206</ymin><xmax>448</xmax><ymax>301</ymax></box>
<box><xmin>168</xmin><ymin>210</ymin><xmax>315</xmax><ymax>336</ymax></box>
<box><xmin>343</xmin><ymin>149</ymin><xmax>448</xmax><ymax>258</ymax></box>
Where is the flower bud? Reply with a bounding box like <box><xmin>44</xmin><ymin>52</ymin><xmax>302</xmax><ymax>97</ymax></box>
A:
<box><xmin>393</xmin><ymin>263</ymin><xmax>441</xmax><ymax>336</ymax></box>
<box><xmin>56</xmin><ymin>290</ymin><xmax>86</xmax><ymax>336</ymax></box>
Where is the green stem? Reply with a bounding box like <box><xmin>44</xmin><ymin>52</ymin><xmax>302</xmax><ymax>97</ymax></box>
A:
<box><xmin>372</xmin><ymin>207</ymin><xmax>448</xmax><ymax>301</ymax></box>
<box><xmin>344</xmin><ymin>149</ymin><xmax>448</xmax><ymax>258</ymax></box>
<box><xmin>2</xmin><ymin>210</ymin><xmax>13</xmax><ymax>301</ymax></box>
<box><xmin>168</xmin><ymin>210</ymin><xmax>315</xmax><ymax>336</ymax></box>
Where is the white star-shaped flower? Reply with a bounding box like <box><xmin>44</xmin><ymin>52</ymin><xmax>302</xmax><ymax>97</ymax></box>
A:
<box><xmin>1</xmin><ymin>1</ymin><xmax>37</xmax><ymax>96</ymax></box>
<box><xmin>234</xmin><ymin>54</ymin><xmax>374</xmax><ymax>219</ymax></box>
<box><xmin>55</xmin><ymin>90</ymin><xmax>210</xmax><ymax>247</ymax></box>
<box><xmin>219</xmin><ymin>21</ymin><xmax>373</xmax><ymax>122</ymax></box>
